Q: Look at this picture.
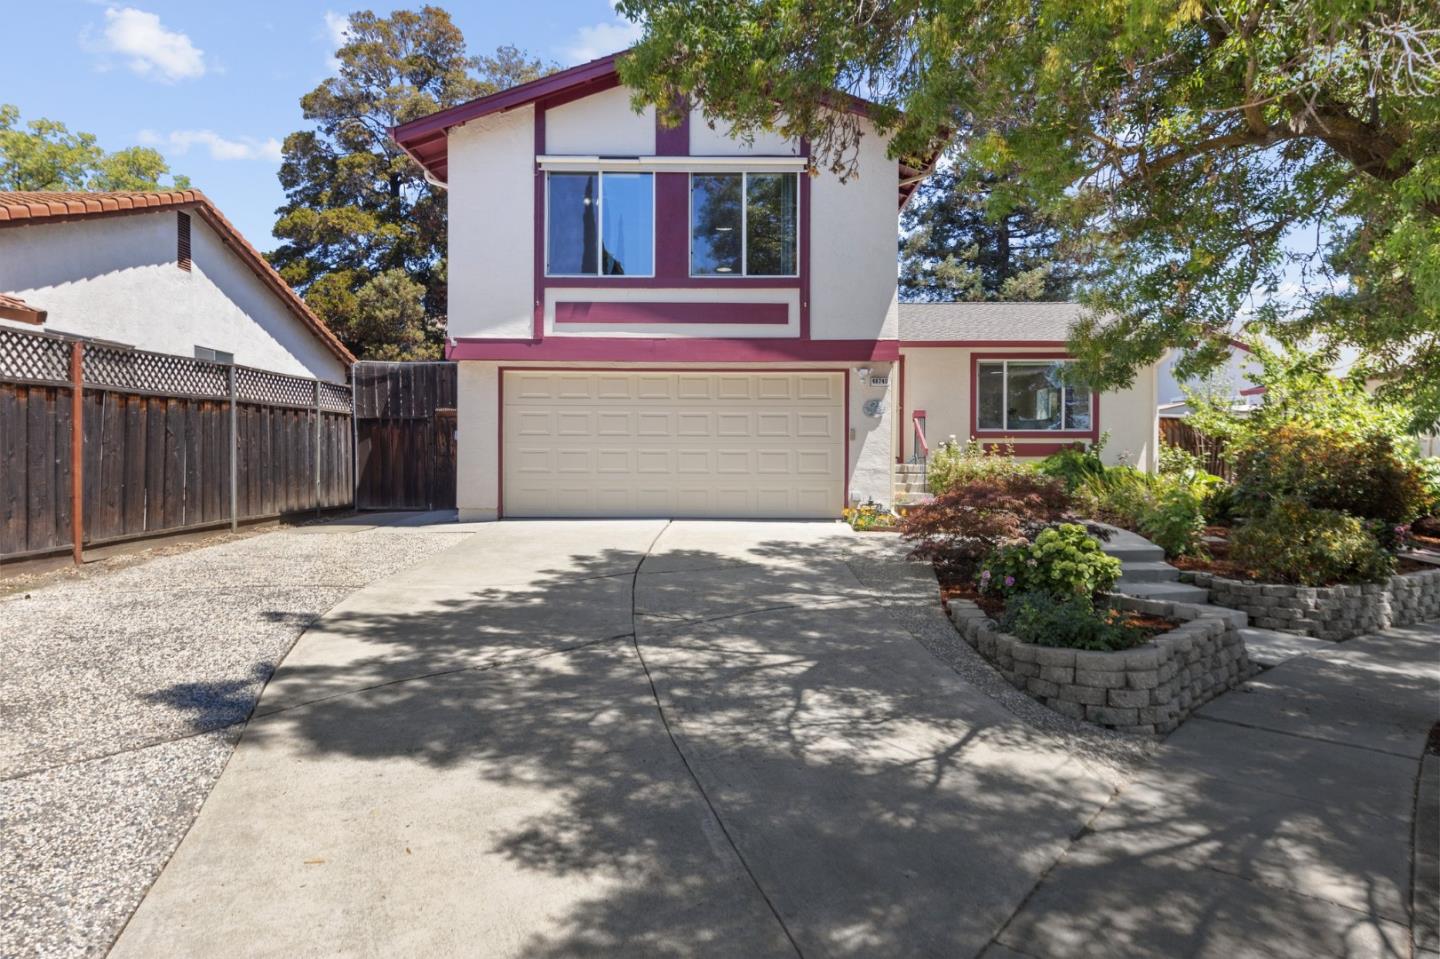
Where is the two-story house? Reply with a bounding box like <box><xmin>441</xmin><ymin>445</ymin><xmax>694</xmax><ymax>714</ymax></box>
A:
<box><xmin>393</xmin><ymin>54</ymin><xmax>1157</xmax><ymax>521</ymax></box>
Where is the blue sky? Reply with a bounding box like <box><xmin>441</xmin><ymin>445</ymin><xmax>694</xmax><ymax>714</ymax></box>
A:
<box><xmin>0</xmin><ymin>1</ymin><xmax>642</xmax><ymax>248</ymax></box>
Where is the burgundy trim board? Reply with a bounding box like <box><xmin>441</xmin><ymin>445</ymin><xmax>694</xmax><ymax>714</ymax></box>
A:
<box><xmin>555</xmin><ymin>302</ymin><xmax>789</xmax><ymax>325</ymax></box>
<box><xmin>452</xmin><ymin>337</ymin><xmax>898</xmax><ymax>363</ymax></box>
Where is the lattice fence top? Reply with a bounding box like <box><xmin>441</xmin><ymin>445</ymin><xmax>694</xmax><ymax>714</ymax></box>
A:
<box><xmin>0</xmin><ymin>323</ymin><xmax>351</xmax><ymax>411</ymax></box>
<box><xmin>85</xmin><ymin>342</ymin><xmax>230</xmax><ymax>398</ymax></box>
<box><xmin>0</xmin><ymin>326</ymin><xmax>70</xmax><ymax>385</ymax></box>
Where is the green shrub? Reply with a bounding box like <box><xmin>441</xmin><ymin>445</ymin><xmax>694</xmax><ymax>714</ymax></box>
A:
<box><xmin>1037</xmin><ymin>434</ymin><xmax>1108</xmax><ymax>491</ymax></box>
<box><xmin>1233</xmin><ymin>424</ymin><xmax>1427</xmax><ymax>525</ymax></box>
<box><xmin>1157</xmin><ymin>442</ymin><xmax>1204</xmax><ymax>478</ymax></box>
<box><xmin>980</xmin><ymin>523</ymin><xmax>1122</xmax><ymax>600</ymax></box>
<box><xmin>1138</xmin><ymin>484</ymin><xmax>1208</xmax><ymax>559</ymax></box>
<box><xmin>1000</xmin><ymin>591</ymin><xmax>1146</xmax><ymax>651</ymax></box>
<box><xmin>1230</xmin><ymin>499</ymin><xmax>1396</xmax><ymax>586</ymax></box>
<box><xmin>1202</xmin><ymin>481</ymin><xmax>1241</xmax><ymax>525</ymax></box>
<box><xmin>1075</xmin><ymin>467</ymin><xmax>1210</xmax><ymax>558</ymax></box>
<box><xmin>1417</xmin><ymin>457</ymin><xmax>1440</xmax><ymax>519</ymax></box>
<box><xmin>926</xmin><ymin>439</ymin><xmax>1032</xmax><ymax>494</ymax></box>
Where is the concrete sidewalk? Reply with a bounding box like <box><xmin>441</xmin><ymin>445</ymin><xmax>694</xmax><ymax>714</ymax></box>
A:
<box><xmin>993</xmin><ymin>621</ymin><xmax>1440</xmax><ymax>959</ymax></box>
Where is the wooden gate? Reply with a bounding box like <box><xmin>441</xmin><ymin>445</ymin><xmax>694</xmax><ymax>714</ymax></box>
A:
<box><xmin>353</xmin><ymin>361</ymin><xmax>457</xmax><ymax>510</ymax></box>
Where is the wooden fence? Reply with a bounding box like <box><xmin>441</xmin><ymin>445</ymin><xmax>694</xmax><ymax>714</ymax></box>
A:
<box><xmin>353</xmin><ymin>361</ymin><xmax>457</xmax><ymax>511</ymax></box>
<box><xmin>1</xmin><ymin>325</ymin><xmax>352</xmax><ymax>563</ymax></box>
<box><xmin>1159</xmin><ymin>416</ymin><xmax>1232</xmax><ymax>480</ymax></box>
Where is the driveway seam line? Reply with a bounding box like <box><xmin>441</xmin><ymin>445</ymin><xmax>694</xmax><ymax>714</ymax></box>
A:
<box><xmin>628</xmin><ymin>521</ymin><xmax>807</xmax><ymax>959</ymax></box>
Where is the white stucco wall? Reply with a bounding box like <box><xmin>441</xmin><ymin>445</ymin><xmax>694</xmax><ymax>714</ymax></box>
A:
<box><xmin>1157</xmin><ymin>345</ymin><xmax>1260</xmax><ymax>409</ymax></box>
<box><xmin>0</xmin><ymin>212</ymin><xmax>346</xmax><ymax>381</ymax></box>
<box><xmin>810</xmin><ymin>117</ymin><xmax>900</xmax><ymax>342</ymax></box>
<box><xmin>901</xmin><ymin>347</ymin><xmax>1159</xmax><ymax>471</ymax></box>
<box><xmin>687</xmin><ymin>111</ymin><xmax>801</xmax><ymax>157</ymax></box>
<box><xmin>444</xmin><ymin>87</ymin><xmax>899</xmax><ymax>346</ymax></box>
<box><xmin>547</xmin><ymin>85</ymin><xmax>655</xmax><ymax>155</ymax></box>
<box><xmin>447</xmin><ymin>105</ymin><xmax>536</xmax><ymax>340</ymax></box>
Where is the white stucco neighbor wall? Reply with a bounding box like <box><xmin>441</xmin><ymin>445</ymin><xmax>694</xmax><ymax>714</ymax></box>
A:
<box><xmin>547</xmin><ymin>85</ymin><xmax>655</xmax><ymax>155</ymax></box>
<box><xmin>457</xmin><ymin>360</ymin><xmax>502</xmax><ymax>521</ymax></box>
<box><xmin>0</xmin><ymin>213</ymin><xmax>346</xmax><ymax>381</ymax></box>
<box><xmin>901</xmin><ymin>347</ymin><xmax>1159</xmax><ymax>471</ymax></box>
<box><xmin>447</xmin><ymin>105</ymin><xmax>536</xmax><ymax>341</ymax></box>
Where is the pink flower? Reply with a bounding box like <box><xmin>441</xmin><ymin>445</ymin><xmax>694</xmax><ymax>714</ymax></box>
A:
<box><xmin>1004</xmin><ymin>575</ymin><xmax>1016</xmax><ymax>587</ymax></box>
<box><xmin>980</xmin><ymin>570</ymin><xmax>991</xmax><ymax>580</ymax></box>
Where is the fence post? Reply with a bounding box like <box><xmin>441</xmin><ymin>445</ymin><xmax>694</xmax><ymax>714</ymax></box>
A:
<box><xmin>314</xmin><ymin>379</ymin><xmax>322</xmax><ymax>516</ymax></box>
<box><xmin>229</xmin><ymin>365</ymin><xmax>238</xmax><ymax>531</ymax></box>
<box><xmin>351</xmin><ymin>370</ymin><xmax>359</xmax><ymax>511</ymax></box>
<box><xmin>69</xmin><ymin>340</ymin><xmax>84</xmax><ymax>565</ymax></box>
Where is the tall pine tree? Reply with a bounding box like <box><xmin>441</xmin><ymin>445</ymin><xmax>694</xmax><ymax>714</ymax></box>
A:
<box><xmin>268</xmin><ymin>9</ymin><xmax>551</xmax><ymax>359</ymax></box>
<box><xmin>899</xmin><ymin>162</ymin><xmax>1075</xmax><ymax>303</ymax></box>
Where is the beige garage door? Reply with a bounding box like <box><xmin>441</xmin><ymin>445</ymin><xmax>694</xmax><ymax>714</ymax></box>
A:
<box><xmin>503</xmin><ymin>370</ymin><xmax>844</xmax><ymax>518</ymax></box>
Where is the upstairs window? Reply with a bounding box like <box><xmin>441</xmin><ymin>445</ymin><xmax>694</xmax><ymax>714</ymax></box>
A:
<box><xmin>690</xmin><ymin>172</ymin><xmax>798</xmax><ymax>277</ymax></box>
<box><xmin>976</xmin><ymin>359</ymin><xmax>1093</xmax><ymax>432</ymax></box>
<box><xmin>546</xmin><ymin>172</ymin><xmax>654</xmax><ymax>276</ymax></box>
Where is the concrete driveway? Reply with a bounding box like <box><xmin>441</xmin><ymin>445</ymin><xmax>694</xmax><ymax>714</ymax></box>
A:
<box><xmin>111</xmin><ymin>520</ymin><xmax>1122</xmax><ymax>958</ymax></box>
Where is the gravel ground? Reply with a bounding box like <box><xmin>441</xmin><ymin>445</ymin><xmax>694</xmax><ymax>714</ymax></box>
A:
<box><xmin>0</xmin><ymin>517</ymin><xmax>475</xmax><ymax>959</ymax></box>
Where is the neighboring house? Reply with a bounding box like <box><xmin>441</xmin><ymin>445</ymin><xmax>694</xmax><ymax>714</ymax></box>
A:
<box><xmin>0</xmin><ymin>191</ymin><xmax>353</xmax><ymax>382</ymax></box>
<box><xmin>1157</xmin><ymin>339</ymin><xmax>1263</xmax><ymax>418</ymax></box>
<box><xmin>392</xmin><ymin>54</ymin><xmax>1155</xmax><ymax>520</ymax></box>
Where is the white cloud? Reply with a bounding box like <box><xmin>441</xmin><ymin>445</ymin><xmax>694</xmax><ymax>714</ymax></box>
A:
<box><xmin>561</xmin><ymin>3</ymin><xmax>643</xmax><ymax>64</ymax></box>
<box><xmin>88</xmin><ymin>7</ymin><xmax>206</xmax><ymax>82</ymax></box>
<box><xmin>139</xmin><ymin>129</ymin><xmax>283</xmax><ymax>162</ymax></box>
<box><xmin>323</xmin><ymin>11</ymin><xmax>352</xmax><ymax>71</ymax></box>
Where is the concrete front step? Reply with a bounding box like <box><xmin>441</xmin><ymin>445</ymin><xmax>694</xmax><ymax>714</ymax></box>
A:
<box><xmin>1237</xmin><ymin>627</ymin><xmax>1336</xmax><ymax>668</ymax></box>
<box><xmin>893</xmin><ymin>483</ymin><xmax>928</xmax><ymax>494</ymax></box>
<box><xmin>1095</xmin><ymin>525</ymin><xmax>1166</xmax><ymax>563</ymax></box>
<box><xmin>1117</xmin><ymin>560</ymin><xmax>1181</xmax><ymax>583</ymax></box>
<box><xmin>1112</xmin><ymin>579</ymin><xmax>1212</xmax><ymax>604</ymax></box>
<box><xmin>893</xmin><ymin>492</ymin><xmax>934</xmax><ymax>507</ymax></box>
<box><xmin>893</xmin><ymin>464</ymin><xmax>927</xmax><ymax>476</ymax></box>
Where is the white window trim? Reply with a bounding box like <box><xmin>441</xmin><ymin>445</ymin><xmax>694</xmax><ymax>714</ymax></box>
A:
<box><xmin>539</xmin><ymin>155</ymin><xmax>805</xmax><ymax>174</ymax></box>
<box><xmin>688</xmin><ymin>171</ymin><xmax>801</xmax><ymax>279</ymax></box>
<box><xmin>544</xmin><ymin>171</ymin><xmax>657</xmax><ymax>279</ymax></box>
<box><xmin>976</xmin><ymin>358</ymin><xmax>1093</xmax><ymax>433</ymax></box>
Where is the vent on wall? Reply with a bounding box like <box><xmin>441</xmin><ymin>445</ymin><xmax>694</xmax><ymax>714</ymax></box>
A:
<box><xmin>177</xmin><ymin>211</ymin><xmax>192</xmax><ymax>271</ymax></box>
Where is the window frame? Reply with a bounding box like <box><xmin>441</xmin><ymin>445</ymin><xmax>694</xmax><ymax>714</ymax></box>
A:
<box><xmin>544</xmin><ymin>170</ymin><xmax>657</xmax><ymax>279</ymax></box>
<box><xmin>971</xmin><ymin>354</ymin><xmax>1098</xmax><ymax>437</ymax></box>
<box><xmin>688</xmin><ymin>171</ymin><xmax>801</xmax><ymax>279</ymax></box>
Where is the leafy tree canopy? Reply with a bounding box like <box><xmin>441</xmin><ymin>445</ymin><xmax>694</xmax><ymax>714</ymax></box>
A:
<box><xmin>900</xmin><ymin>161</ymin><xmax>1075</xmax><ymax>302</ymax></box>
<box><xmin>616</xmin><ymin>0</ymin><xmax>1440</xmax><ymax>429</ymax></box>
<box><xmin>269</xmin><ymin>7</ymin><xmax>551</xmax><ymax>360</ymax></box>
<box><xmin>0</xmin><ymin>104</ymin><xmax>189</xmax><ymax>191</ymax></box>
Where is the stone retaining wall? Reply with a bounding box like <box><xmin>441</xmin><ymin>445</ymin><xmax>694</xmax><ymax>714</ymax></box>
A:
<box><xmin>1179</xmin><ymin>568</ymin><xmax>1440</xmax><ymax>641</ymax></box>
<box><xmin>948</xmin><ymin>595</ymin><xmax>1251</xmax><ymax>735</ymax></box>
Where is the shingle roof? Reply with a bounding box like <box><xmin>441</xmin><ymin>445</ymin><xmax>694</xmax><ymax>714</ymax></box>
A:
<box><xmin>0</xmin><ymin>191</ymin><xmax>355</xmax><ymax>366</ymax></box>
<box><xmin>0</xmin><ymin>291</ymin><xmax>46</xmax><ymax>324</ymax></box>
<box><xmin>898</xmin><ymin>301</ymin><xmax>1084</xmax><ymax>343</ymax></box>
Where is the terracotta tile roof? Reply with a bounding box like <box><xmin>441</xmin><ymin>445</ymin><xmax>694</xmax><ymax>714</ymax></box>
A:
<box><xmin>0</xmin><ymin>191</ymin><xmax>355</xmax><ymax>365</ymax></box>
<box><xmin>0</xmin><ymin>291</ymin><xmax>46</xmax><ymax>324</ymax></box>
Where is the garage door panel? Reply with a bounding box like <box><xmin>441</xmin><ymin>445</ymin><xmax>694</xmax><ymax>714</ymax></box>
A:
<box><xmin>504</xmin><ymin>371</ymin><xmax>843</xmax><ymax>518</ymax></box>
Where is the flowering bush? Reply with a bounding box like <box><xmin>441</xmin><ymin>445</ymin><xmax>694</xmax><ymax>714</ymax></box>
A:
<box><xmin>1230</xmin><ymin>499</ymin><xmax>1395</xmax><ymax>586</ymax></box>
<box><xmin>844</xmin><ymin>501</ymin><xmax>898</xmax><ymax>531</ymax></box>
<box><xmin>900</xmin><ymin>473</ymin><xmax>1071</xmax><ymax>576</ymax></box>
<box><xmin>980</xmin><ymin>523</ymin><xmax>1123</xmax><ymax>600</ymax></box>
